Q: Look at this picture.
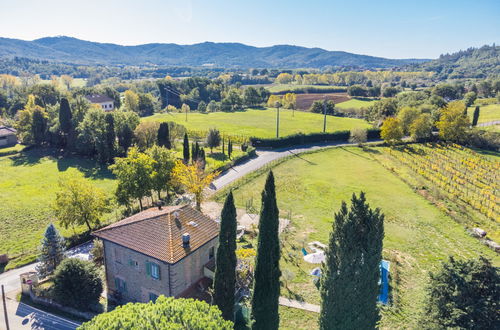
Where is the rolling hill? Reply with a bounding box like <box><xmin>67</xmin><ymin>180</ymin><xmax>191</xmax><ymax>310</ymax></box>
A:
<box><xmin>0</xmin><ymin>36</ymin><xmax>427</xmax><ymax>69</ymax></box>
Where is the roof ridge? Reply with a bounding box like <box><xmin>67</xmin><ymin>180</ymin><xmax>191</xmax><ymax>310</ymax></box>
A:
<box><xmin>93</xmin><ymin>205</ymin><xmax>184</xmax><ymax>234</ymax></box>
<box><xmin>168</xmin><ymin>213</ymin><xmax>174</xmax><ymax>263</ymax></box>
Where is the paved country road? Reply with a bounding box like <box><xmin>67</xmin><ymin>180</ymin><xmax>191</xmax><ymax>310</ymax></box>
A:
<box><xmin>211</xmin><ymin>140</ymin><xmax>381</xmax><ymax>191</ymax></box>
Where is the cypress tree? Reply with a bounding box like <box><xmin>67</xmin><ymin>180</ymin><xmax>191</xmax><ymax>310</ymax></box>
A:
<box><xmin>183</xmin><ymin>133</ymin><xmax>190</xmax><ymax>163</ymax></box>
<box><xmin>191</xmin><ymin>143</ymin><xmax>196</xmax><ymax>163</ymax></box>
<box><xmin>222</xmin><ymin>137</ymin><xmax>225</xmax><ymax>155</ymax></box>
<box><xmin>319</xmin><ymin>192</ymin><xmax>384</xmax><ymax>330</ymax></box>
<box><xmin>157</xmin><ymin>122</ymin><xmax>171</xmax><ymax>149</ymax></box>
<box><xmin>118</xmin><ymin>125</ymin><xmax>133</xmax><ymax>155</ymax></box>
<box><xmin>195</xmin><ymin>142</ymin><xmax>200</xmax><ymax>162</ymax></box>
<box><xmin>59</xmin><ymin>98</ymin><xmax>72</xmax><ymax>147</ymax></box>
<box><xmin>104</xmin><ymin>113</ymin><xmax>116</xmax><ymax>163</ymax></box>
<box><xmin>36</xmin><ymin>223</ymin><xmax>66</xmax><ymax>278</ymax></box>
<box><xmin>228</xmin><ymin>140</ymin><xmax>233</xmax><ymax>159</ymax></box>
<box><xmin>251</xmin><ymin>171</ymin><xmax>281</xmax><ymax>330</ymax></box>
<box><xmin>198</xmin><ymin>148</ymin><xmax>206</xmax><ymax>169</ymax></box>
<box><xmin>472</xmin><ymin>106</ymin><xmax>480</xmax><ymax>126</ymax></box>
<box><xmin>213</xmin><ymin>191</ymin><xmax>237</xmax><ymax>321</ymax></box>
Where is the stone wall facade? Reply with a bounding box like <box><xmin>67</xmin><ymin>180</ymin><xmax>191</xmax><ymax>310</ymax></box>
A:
<box><xmin>102</xmin><ymin>237</ymin><xmax>218</xmax><ymax>303</ymax></box>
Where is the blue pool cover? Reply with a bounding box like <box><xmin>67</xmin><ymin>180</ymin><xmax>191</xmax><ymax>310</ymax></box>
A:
<box><xmin>378</xmin><ymin>260</ymin><xmax>390</xmax><ymax>305</ymax></box>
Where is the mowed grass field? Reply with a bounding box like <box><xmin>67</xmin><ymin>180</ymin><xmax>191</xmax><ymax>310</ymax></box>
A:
<box><xmin>336</xmin><ymin>97</ymin><xmax>377</xmax><ymax>109</ymax></box>
<box><xmin>468</xmin><ymin>103</ymin><xmax>500</xmax><ymax>123</ymax></box>
<box><xmin>143</xmin><ymin>108</ymin><xmax>371</xmax><ymax>138</ymax></box>
<box><xmin>0</xmin><ymin>148</ymin><xmax>116</xmax><ymax>271</ymax></box>
<box><xmin>215</xmin><ymin>146</ymin><xmax>498</xmax><ymax>329</ymax></box>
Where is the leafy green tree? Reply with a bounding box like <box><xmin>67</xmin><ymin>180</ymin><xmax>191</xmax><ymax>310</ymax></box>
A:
<box><xmin>76</xmin><ymin>107</ymin><xmax>107</xmax><ymax>157</ymax></box>
<box><xmin>134</xmin><ymin>121</ymin><xmax>160</xmax><ymax>151</ymax></box>
<box><xmin>410</xmin><ymin>113</ymin><xmax>433</xmax><ymax>142</ymax></box>
<box><xmin>32</xmin><ymin>106</ymin><xmax>48</xmax><ymax>145</ymax></box>
<box><xmin>117</xmin><ymin>124</ymin><xmax>134</xmax><ymax>155</ymax></box>
<box><xmin>381</xmin><ymin>86</ymin><xmax>400</xmax><ymax>97</ymax></box>
<box><xmin>110</xmin><ymin>147</ymin><xmax>154</xmax><ymax>210</ymax></box>
<box><xmin>472</xmin><ymin>105</ymin><xmax>480</xmax><ymax>126</ymax></box>
<box><xmin>198</xmin><ymin>100</ymin><xmax>207</xmax><ymax>113</ymax></box>
<box><xmin>244</xmin><ymin>87</ymin><xmax>261</xmax><ymax>107</ymax></box>
<box><xmin>207</xmin><ymin>100</ymin><xmax>218</xmax><ymax>112</ymax></box>
<box><xmin>157</xmin><ymin>122</ymin><xmax>171</xmax><ymax>149</ymax></box>
<box><xmin>90</xmin><ymin>238</ymin><xmax>104</xmax><ymax>266</ymax></box>
<box><xmin>366</xmin><ymin>98</ymin><xmax>398</xmax><ymax>121</ymax></box>
<box><xmin>319</xmin><ymin>192</ymin><xmax>384</xmax><ymax>330</ymax></box>
<box><xmin>137</xmin><ymin>93</ymin><xmax>157</xmax><ymax>116</ymax></box>
<box><xmin>436</xmin><ymin>101</ymin><xmax>470</xmax><ymax>142</ymax></box>
<box><xmin>53</xmin><ymin>173</ymin><xmax>110</xmax><ymax>232</ymax></box>
<box><xmin>113</xmin><ymin>111</ymin><xmax>140</xmax><ymax>154</ymax></box>
<box><xmin>463</xmin><ymin>91</ymin><xmax>477</xmax><ymax>107</ymax></box>
<box><xmin>214</xmin><ymin>191</ymin><xmax>237</xmax><ymax>321</ymax></box>
<box><xmin>381</xmin><ymin>117</ymin><xmax>404</xmax><ymax>145</ymax></box>
<box><xmin>36</xmin><ymin>223</ymin><xmax>65</xmax><ymax>278</ymax></box>
<box><xmin>397</xmin><ymin>106</ymin><xmax>420</xmax><ymax>135</ymax></box>
<box><xmin>309</xmin><ymin>100</ymin><xmax>335</xmax><ymax>115</ymax></box>
<box><xmin>79</xmin><ymin>296</ymin><xmax>233</xmax><ymax>329</ymax></box>
<box><xmin>422</xmin><ymin>256</ymin><xmax>499</xmax><ymax>329</ymax></box>
<box><xmin>147</xmin><ymin>145</ymin><xmax>175</xmax><ymax>200</ymax></box>
<box><xmin>183</xmin><ymin>132</ymin><xmax>190</xmax><ymax>163</ymax></box>
<box><xmin>251</xmin><ymin>171</ymin><xmax>281</xmax><ymax>330</ymax></box>
<box><xmin>53</xmin><ymin>259</ymin><xmax>102</xmax><ymax>310</ymax></box>
<box><xmin>206</xmin><ymin>128</ymin><xmax>221</xmax><ymax>153</ymax></box>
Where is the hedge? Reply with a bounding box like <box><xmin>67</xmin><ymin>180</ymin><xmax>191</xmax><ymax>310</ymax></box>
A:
<box><xmin>250</xmin><ymin>128</ymin><xmax>381</xmax><ymax>149</ymax></box>
<box><xmin>273</xmin><ymin>86</ymin><xmax>347</xmax><ymax>95</ymax></box>
<box><xmin>214</xmin><ymin>147</ymin><xmax>257</xmax><ymax>172</ymax></box>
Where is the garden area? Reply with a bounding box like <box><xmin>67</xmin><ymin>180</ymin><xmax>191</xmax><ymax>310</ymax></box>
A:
<box><xmin>213</xmin><ymin>145</ymin><xmax>499</xmax><ymax>329</ymax></box>
<box><xmin>143</xmin><ymin>107</ymin><xmax>370</xmax><ymax>139</ymax></box>
<box><xmin>0</xmin><ymin>148</ymin><xmax>117</xmax><ymax>270</ymax></box>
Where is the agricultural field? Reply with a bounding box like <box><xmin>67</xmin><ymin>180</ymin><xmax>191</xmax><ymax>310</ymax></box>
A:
<box><xmin>265</xmin><ymin>84</ymin><xmax>346</xmax><ymax>94</ymax></box>
<box><xmin>467</xmin><ymin>103</ymin><xmax>500</xmax><ymax>123</ymax></box>
<box><xmin>0</xmin><ymin>148</ymin><xmax>117</xmax><ymax>271</ymax></box>
<box><xmin>336</xmin><ymin>97</ymin><xmax>377</xmax><ymax>110</ymax></box>
<box><xmin>214</xmin><ymin>145</ymin><xmax>498</xmax><ymax>329</ymax></box>
<box><xmin>295</xmin><ymin>93</ymin><xmax>350</xmax><ymax>110</ymax></box>
<box><xmin>143</xmin><ymin>108</ymin><xmax>371</xmax><ymax>139</ymax></box>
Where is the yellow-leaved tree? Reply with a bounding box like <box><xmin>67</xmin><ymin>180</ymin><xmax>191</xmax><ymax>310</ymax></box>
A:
<box><xmin>172</xmin><ymin>161</ymin><xmax>219</xmax><ymax>210</ymax></box>
<box><xmin>381</xmin><ymin>117</ymin><xmax>404</xmax><ymax>146</ymax></box>
<box><xmin>436</xmin><ymin>101</ymin><xmax>470</xmax><ymax>142</ymax></box>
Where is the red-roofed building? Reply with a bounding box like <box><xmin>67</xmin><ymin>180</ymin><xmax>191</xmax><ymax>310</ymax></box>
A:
<box><xmin>93</xmin><ymin>205</ymin><xmax>219</xmax><ymax>303</ymax></box>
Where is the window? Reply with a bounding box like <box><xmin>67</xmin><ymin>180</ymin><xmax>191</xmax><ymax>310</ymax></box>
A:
<box><xmin>149</xmin><ymin>292</ymin><xmax>159</xmax><ymax>302</ymax></box>
<box><xmin>114</xmin><ymin>248</ymin><xmax>123</xmax><ymax>264</ymax></box>
<box><xmin>209</xmin><ymin>246</ymin><xmax>215</xmax><ymax>260</ymax></box>
<box><xmin>146</xmin><ymin>262</ymin><xmax>161</xmax><ymax>280</ymax></box>
<box><xmin>114</xmin><ymin>278</ymin><xmax>127</xmax><ymax>293</ymax></box>
<box><xmin>128</xmin><ymin>259</ymin><xmax>139</xmax><ymax>269</ymax></box>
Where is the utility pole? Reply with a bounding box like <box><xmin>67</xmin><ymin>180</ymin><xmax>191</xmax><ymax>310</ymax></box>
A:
<box><xmin>2</xmin><ymin>285</ymin><xmax>9</xmax><ymax>330</ymax></box>
<box><xmin>323</xmin><ymin>99</ymin><xmax>327</xmax><ymax>133</ymax></box>
<box><xmin>276</xmin><ymin>103</ymin><xmax>281</xmax><ymax>138</ymax></box>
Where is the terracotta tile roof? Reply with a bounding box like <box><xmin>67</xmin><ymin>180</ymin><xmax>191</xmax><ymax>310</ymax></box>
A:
<box><xmin>93</xmin><ymin>205</ymin><xmax>219</xmax><ymax>264</ymax></box>
<box><xmin>85</xmin><ymin>94</ymin><xmax>114</xmax><ymax>103</ymax></box>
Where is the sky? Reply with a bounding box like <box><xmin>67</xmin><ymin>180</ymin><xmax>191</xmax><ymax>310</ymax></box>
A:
<box><xmin>0</xmin><ymin>0</ymin><xmax>499</xmax><ymax>59</ymax></box>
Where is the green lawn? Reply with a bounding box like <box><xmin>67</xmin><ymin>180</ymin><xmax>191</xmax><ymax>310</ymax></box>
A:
<box><xmin>468</xmin><ymin>103</ymin><xmax>500</xmax><ymax>123</ymax></box>
<box><xmin>215</xmin><ymin>146</ymin><xmax>498</xmax><ymax>329</ymax></box>
<box><xmin>0</xmin><ymin>148</ymin><xmax>116</xmax><ymax>270</ymax></box>
<box><xmin>336</xmin><ymin>98</ymin><xmax>377</xmax><ymax>109</ymax></box>
<box><xmin>143</xmin><ymin>108</ymin><xmax>370</xmax><ymax>139</ymax></box>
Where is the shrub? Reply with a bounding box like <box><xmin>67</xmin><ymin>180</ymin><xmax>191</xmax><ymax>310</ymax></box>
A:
<box><xmin>349</xmin><ymin>128</ymin><xmax>368</xmax><ymax>146</ymax></box>
<box><xmin>53</xmin><ymin>258</ymin><xmax>103</xmax><ymax>310</ymax></box>
<box><xmin>79</xmin><ymin>296</ymin><xmax>233</xmax><ymax>329</ymax></box>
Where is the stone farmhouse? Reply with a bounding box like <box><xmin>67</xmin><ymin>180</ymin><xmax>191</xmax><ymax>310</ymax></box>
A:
<box><xmin>93</xmin><ymin>205</ymin><xmax>219</xmax><ymax>303</ymax></box>
<box><xmin>85</xmin><ymin>94</ymin><xmax>115</xmax><ymax>111</ymax></box>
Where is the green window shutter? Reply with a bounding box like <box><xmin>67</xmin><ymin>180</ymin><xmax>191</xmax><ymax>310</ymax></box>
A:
<box><xmin>114</xmin><ymin>278</ymin><xmax>119</xmax><ymax>290</ymax></box>
<box><xmin>123</xmin><ymin>281</ymin><xmax>127</xmax><ymax>292</ymax></box>
<box><xmin>156</xmin><ymin>264</ymin><xmax>161</xmax><ymax>280</ymax></box>
<box><xmin>128</xmin><ymin>259</ymin><xmax>133</xmax><ymax>267</ymax></box>
<box><xmin>146</xmin><ymin>262</ymin><xmax>151</xmax><ymax>276</ymax></box>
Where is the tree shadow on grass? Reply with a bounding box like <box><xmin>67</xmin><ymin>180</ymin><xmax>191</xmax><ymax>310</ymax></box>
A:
<box><xmin>56</xmin><ymin>156</ymin><xmax>114</xmax><ymax>181</ymax></box>
<box><xmin>338</xmin><ymin>146</ymin><xmax>372</xmax><ymax>160</ymax></box>
<box><xmin>9</xmin><ymin>147</ymin><xmax>56</xmax><ymax>166</ymax></box>
<box><xmin>208</xmin><ymin>152</ymin><xmax>228</xmax><ymax>161</ymax></box>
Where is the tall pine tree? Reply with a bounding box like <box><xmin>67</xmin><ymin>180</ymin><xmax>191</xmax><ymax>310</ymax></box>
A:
<box><xmin>36</xmin><ymin>223</ymin><xmax>66</xmax><ymax>278</ymax></box>
<box><xmin>213</xmin><ymin>191</ymin><xmax>237</xmax><ymax>321</ymax></box>
<box><xmin>157</xmin><ymin>122</ymin><xmax>171</xmax><ymax>149</ymax></box>
<box><xmin>183</xmin><ymin>133</ymin><xmax>190</xmax><ymax>163</ymax></box>
<box><xmin>104</xmin><ymin>113</ymin><xmax>116</xmax><ymax>163</ymax></box>
<box><xmin>228</xmin><ymin>140</ymin><xmax>233</xmax><ymax>159</ymax></box>
<box><xmin>319</xmin><ymin>192</ymin><xmax>384</xmax><ymax>330</ymax></box>
<box><xmin>472</xmin><ymin>106</ymin><xmax>480</xmax><ymax>126</ymax></box>
<box><xmin>251</xmin><ymin>171</ymin><xmax>281</xmax><ymax>330</ymax></box>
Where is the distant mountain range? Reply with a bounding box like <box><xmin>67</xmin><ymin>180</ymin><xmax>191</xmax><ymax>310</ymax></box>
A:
<box><xmin>0</xmin><ymin>36</ymin><xmax>429</xmax><ymax>69</ymax></box>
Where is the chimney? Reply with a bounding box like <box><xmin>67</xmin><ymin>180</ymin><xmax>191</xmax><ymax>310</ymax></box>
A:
<box><xmin>182</xmin><ymin>233</ymin><xmax>190</xmax><ymax>247</ymax></box>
